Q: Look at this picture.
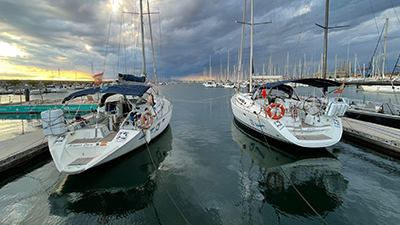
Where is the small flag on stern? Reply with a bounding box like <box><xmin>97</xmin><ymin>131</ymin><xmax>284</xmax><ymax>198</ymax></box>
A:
<box><xmin>93</xmin><ymin>72</ymin><xmax>103</xmax><ymax>84</ymax></box>
<box><xmin>334</xmin><ymin>82</ymin><xmax>345</xmax><ymax>94</ymax></box>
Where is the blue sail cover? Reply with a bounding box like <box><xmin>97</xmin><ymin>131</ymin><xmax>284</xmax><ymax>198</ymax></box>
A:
<box><xmin>254</xmin><ymin>78</ymin><xmax>342</xmax><ymax>96</ymax></box>
<box><xmin>118</xmin><ymin>73</ymin><xmax>146</xmax><ymax>83</ymax></box>
<box><xmin>262</xmin><ymin>78</ymin><xmax>341</xmax><ymax>89</ymax></box>
<box><xmin>62</xmin><ymin>85</ymin><xmax>150</xmax><ymax>103</ymax></box>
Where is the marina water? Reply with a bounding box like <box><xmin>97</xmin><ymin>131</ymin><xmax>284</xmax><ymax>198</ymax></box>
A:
<box><xmin>0</xmin><ymin>83</ymin><xmax>400</xmax><ymax>224</ymax></box>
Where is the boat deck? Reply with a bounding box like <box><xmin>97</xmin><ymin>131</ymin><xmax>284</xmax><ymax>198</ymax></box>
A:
<box><xmin>295</xmin><ymin>134</ymin><xmax>331</xmax><ymax>140</ymax></box>
<box><xmin>68</xmin><ymin>157</ymin><xmax>94</xmax><ymax>166</ymax></box>
<box><xmin>101</xmin><ymin>132</ymin><xmax>117</xmax><ymax>142</ymax></box>
<box><xmin>69</xmin><ymin>138</ymin><xmax>102</xmax><ymax>144</ymax></box>
<box><xmin>68</xmin><ymin>132</ymin><xmax>117</xmax><ymax>144</ymax></box>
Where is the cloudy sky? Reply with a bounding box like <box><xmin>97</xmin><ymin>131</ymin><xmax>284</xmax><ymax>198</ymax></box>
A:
<box><xmin>0</xmin><ymin>0</ymin><xmax>399</xmax><ymax>82</ymax></box>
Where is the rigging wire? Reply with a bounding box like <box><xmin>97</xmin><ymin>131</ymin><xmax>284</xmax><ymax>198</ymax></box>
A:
<box><xmin>369</xmin><ymin>0</ymin><xmax>381</xmax><ymax>35</ymax></box>
<box><xmin>389</xmin><ymin>0</ymin><xmax>400</xmax><ymax>25</ymax></box>
<box><xmin>254</xmin><ymin>114</ymin><xmax>329</xmax><ymax>225</ymax></box>
<box><xmin>158</xmin><ymin>12</ymin><xmax>164</xmax><ymax>82</ymax></box>
<box><xmin>292</xmin><ymin>0</ymin><xmax>312</xmax><ymax>79</ymax></box>
<box><xmin>368</xmin><ymin>21</ymin><xmax>386</xmax><ymax>75</ymax></box>
<box><xmin>117</xmin><ymin>2</ymin><xmax>125</xmax><ymax>76</ymax></box>
<box><xmin>103</xmin><ymin>12</ymin><xmax>114</xmax><ymax>76</ymax></box>
<box><xmin>390</xmin><ymin>53</ymin><xmax>400</xmax><ymax>103</ymax></box>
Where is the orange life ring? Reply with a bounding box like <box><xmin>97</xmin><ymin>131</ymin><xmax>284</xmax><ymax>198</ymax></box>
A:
<box><xmin>266</xmin><ymin>103</ymin><xmax>285</xmax><ymax>119</ymax></box>
<box><xmin>140</xmin><ymin>111</ymin><xmax>153</xmax><ymax>130</ymax></box>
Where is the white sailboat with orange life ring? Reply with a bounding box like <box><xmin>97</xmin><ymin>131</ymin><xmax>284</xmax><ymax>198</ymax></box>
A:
<box><xmin>41</xmin><ymin>84</ymin><xmax>172</xmax><ymax>174</ymax></box>
<box><xmin>231</xmin><ymin>78</ymin><xmax>347</xmax><ymax>148</ymax></box>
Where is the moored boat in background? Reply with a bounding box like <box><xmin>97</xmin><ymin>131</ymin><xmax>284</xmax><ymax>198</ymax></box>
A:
<box><xmin>231</xmin><ymin>79</ymin><xmax>347</xmax><ymax>148</ymax></box>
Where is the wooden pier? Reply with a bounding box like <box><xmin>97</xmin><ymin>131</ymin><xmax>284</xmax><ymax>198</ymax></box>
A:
<box><xmin>342</xmin><ymin>117</ymin><xmax>400</xmax><ymax>158</ymax></box>
<box><xmin>0</xmin><ymin>129</ymin><xmax>48</xmax><ymax>174</ymax></box>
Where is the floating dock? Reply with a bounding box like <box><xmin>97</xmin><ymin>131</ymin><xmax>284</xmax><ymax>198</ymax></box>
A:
<box><xmin>342</xmin><ymin>117</ymin><xmax>400</xmax><ymax>158</ymax></box>
<box><xmin>0</xmin><ymin>129</ymin><xmax>48</xmax><ymax>174</ymax></box>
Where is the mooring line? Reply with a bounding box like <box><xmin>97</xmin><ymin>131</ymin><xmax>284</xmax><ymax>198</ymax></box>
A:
<box><xmin>255</xmin><ymin>115</ymin><xmax>329</xmax><ymax>225</ymax></box>
<box><xmin>141</xmin><ymin>129</ymin><xmax>192</xmax><ymax>225</ymax></box>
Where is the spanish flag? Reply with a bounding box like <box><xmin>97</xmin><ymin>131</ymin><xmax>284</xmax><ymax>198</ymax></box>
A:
<box><xmin>93</xmin><ymin>72</ymin><xmax>103</xmax><ymax>85</ymax></box>
<box><xmin>334</xmin><ymin>82</ymin><xmax>345</xmax><ymax>94</ymax></box>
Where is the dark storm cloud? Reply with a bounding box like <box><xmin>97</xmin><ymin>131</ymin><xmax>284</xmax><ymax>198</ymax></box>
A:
<box><xmin>0</xmin><ymin>0</ymin><xmax>400</xmax><ymax>80</ymax></box>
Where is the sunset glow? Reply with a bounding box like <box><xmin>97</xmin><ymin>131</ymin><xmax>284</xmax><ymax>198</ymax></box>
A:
<box><xmin>0</xmin><ymin>60</ymin><xmax>92</xmax><ymax>81</ymax></box>
<box><xmin>0</xmin><ymin>42</ymin><xmax>28</xmax><ymax>57</ymax></box>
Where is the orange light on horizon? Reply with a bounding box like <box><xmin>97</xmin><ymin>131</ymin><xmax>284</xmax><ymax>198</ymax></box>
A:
<box><xmin>172</xmin><ymin>74</ymin><xmax>205</xmax><ymax>82</ymax></box>
<box><xmin>0</xmin><ymin>60</ymin><xmax>93</xmax><ymax>81</ymax></box>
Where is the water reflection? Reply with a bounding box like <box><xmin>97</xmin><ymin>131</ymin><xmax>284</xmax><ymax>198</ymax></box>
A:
<box><xmin>48</xmin><ymin>126</ymin><xmax>173</xmax><ymax>217</ymax></box>
<box><xmin>232</xmin><ymin>119</ymin><xmax>348</xmax><ymax>217</ymax></box>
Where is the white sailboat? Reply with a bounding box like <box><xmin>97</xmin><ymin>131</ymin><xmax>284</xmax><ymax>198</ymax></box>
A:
<box><xmin>361</xmin><ymin>85</ymin><xmax>400</xmax><ymax>93</ymax></box>
<box><xmin>41</xmin><ymin>0</ymin><xmax>172</xmax><ymax>174</ymax></box>
<box><xmin>204</xmin><ymin>55</ymin><xmax>217</xmax><ymax>88</ymax></box>
<box><xmin>204</xmin><ymin>80</ymin><xmax>217</xmax><ymax>87</ymax></box>
<box><xmin>230</xmin><ymin>0</ymin><xmax>346</xmax><ymax>148</ymax></box>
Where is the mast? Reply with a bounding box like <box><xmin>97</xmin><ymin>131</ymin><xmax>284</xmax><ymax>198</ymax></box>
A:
<box><xmin>269</xmin><ymin>55</ymin><xmax>272</xmax><ymax>75</ymax></box>
<box><xmin>139</xmin><ymin>0</ymin><xmax>146</xmax><ymax>77</ymax></box>
<box><xmin>322</xmin><ymin>0</ymin><xmax>329</xmax><ymax>81</ymax></box>
<box><xmin>315</xmin><ymin>0</ymin><xmax>348</xmax><ymax>89</ymax></box>
<box><xmin>220</xmin><ymin>60</ymin><xmax>223</xmax><ymax>81</ymax></box>
<box><xmin>382</xmin><ymin>18</ymin><xmax>389</xmax><ymax>78</ymax></box>
<box><xmin>236</xmin><ymin>0</ymin><xmax>247</xmax><ymax>90</ymax></box>
<box><xmin>227</xmin><ymin>50</ymin><xmax>230</xmax><ymax>81</ymax></box>
<box><xmin>249</xmin><ymin>0</ymin><xmax>254</xmax><ymax>92</ymax></box>
<box><xmin>285</xmin><ymin>52</ymin><xmax>289</xmax><ymax>78</ymax></box>
<box><xmin>354</xmin><ymin>54</ymin><xmax>357</xmax><ymax>77</ymax></box>
<box><xmin>320</xmin><ymin>53</ymin><xmax>323</xmax><ymax>78</ymax></box>
<box><xmin>236</xmin><ymin>0</ymin><xmax>271</xmax><ymax>92</ymax></box>
<box><xmin>262</xmin><ymin>64</ymin><xmax>265</xmax><ymax>76</ymax></box>
<box><xmin>303</xmin><ymin>53</ymin><xmax>306</xmax><ymax>77</ymax></box>
<box><xmin>209</xmin><ymin>55</ymin><xmax>212</xmax><ymax>80</ymax></box>
<box><xmin>147</xmin><ymin>0</ymin><xmax>157</xmax><ymax>83</ymax></box>
<box><xmin>334</xmin><ymin>53</ymin><xmax>337</xmax><ymax>78</ymax></box>
<box><xmin>363</xmin><ymin>63</ymin><xmax>365</xmax><ymax>77</ymax></box>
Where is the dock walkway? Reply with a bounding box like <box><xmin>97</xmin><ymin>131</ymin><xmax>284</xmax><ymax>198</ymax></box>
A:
<box><xmin>0</xmin><ymin>129</ymin><xmax>48</xmax><ymax>173</ymax></box>
<box><xmin>342</xmin><ymin>117</ymin><xmax>400</xmax><ymax>158</ymax></box>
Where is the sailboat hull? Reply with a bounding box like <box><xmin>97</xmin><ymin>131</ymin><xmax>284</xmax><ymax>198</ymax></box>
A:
<box><xmin>231</xmin><ymin>93</ymin><xmax>343</xmax><ymax>148</ymax></box>
<box><xmin>47</xmin><ymin>99</ymin><xmax>172</xmax><ymax>174</ymax></box>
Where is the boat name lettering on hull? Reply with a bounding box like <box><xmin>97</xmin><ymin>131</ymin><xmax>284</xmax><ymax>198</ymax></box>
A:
<box><xmin>67</xmin><ymin>143</ymin><xmax>96</xmax><ymax>148</ymax></box>
<box><xmin>274</xmin><ymin>120</ymin><xmax>284</xmax><ymax>130</ymax></box>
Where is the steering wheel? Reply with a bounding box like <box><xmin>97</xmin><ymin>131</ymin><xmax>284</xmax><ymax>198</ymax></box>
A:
<box><xmin>305</xmin><ymin>96</ymin><xmax>322</xmax><ymax>105</ymax></box>
<box><xmin>300</xmin><ymin>97</ymin><xmax>322</xmax><ymax>116</ymax></box>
